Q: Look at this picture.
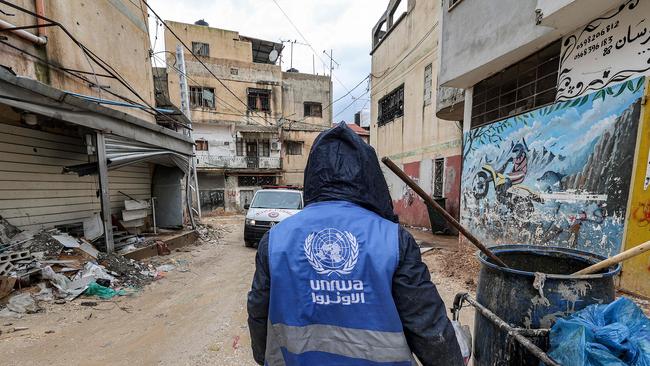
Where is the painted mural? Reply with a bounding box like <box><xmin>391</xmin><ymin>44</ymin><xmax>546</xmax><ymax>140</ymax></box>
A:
<box><xmin>461</xmin><ymin>77</ymin><xmax>645</xmax><ymax>257</ymax></box>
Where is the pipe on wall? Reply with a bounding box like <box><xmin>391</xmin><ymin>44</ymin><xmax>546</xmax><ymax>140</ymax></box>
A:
<box><xmin>0</xmin><ymin>18</ymin><xmax>47</xmax><ymax>45</ymax></box>
<box><xmin>34</xmin><ymin>0</ymin><xmax>46</xmax><ymax>37</ymax></box>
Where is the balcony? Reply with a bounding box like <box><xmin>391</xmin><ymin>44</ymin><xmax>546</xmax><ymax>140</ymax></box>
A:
<box><xmin>436</xmin><ymin>86</ymin><xmax>465</xmax><ymax>121</ymax></box>
<box><xmin>196</xmin><ymin>153</ymin><xmax>281</xmax><ymax>170</ymax></box>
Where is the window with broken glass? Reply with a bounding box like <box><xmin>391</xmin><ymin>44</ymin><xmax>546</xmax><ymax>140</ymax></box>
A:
<box><xmin>471</xmin><ymin>40</ymin><xmax>561</xmax><ymax>128</ymax></box>
<box><xmin>303</xmin><ymin>102</ymin><xmax>323</xmax><ymax>118</ymax></box>
<box><xmin>248</xmin><ymin>88</ymin><xmax>271</xmax><ymax>112</ymax></box>
<box><xmin>378</xmin><ymin>84</ymin><xmax>404</xmax><ymax>126</ymax></box>
<box><xmin>189</xmin><ymin>86</ymin><xmax>216</xmax><ymax>109</ymax></box>
<box><xmin>192</xmin><ymin>42</ymin><xmax>210</xmax><ymax>57</ymax></box>
<box><xmin>285</xmin><ymin>141</ymin><xmax>303</xmax><ymax>155</ymax></box>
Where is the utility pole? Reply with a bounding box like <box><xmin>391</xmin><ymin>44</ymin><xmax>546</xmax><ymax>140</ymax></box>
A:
<box><xmin>290</xmin><ymin>40</ymin><xmax>295</xmax><ymax>70</ymax></box>
<box><xmin>175</xmin><ymin>44</ymin><xmax>201</xmax><ymax>226</ymax></box>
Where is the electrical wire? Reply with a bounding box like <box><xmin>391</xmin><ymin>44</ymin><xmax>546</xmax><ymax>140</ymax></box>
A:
<box><xmin>269</xmin><ymin>0</ymin><xmax>354</xmax><ymax>96</ymax></box>
<box><xmin>0</xmin><ymin>0</ymin><xmax>182</xmax><ymax>129</ymax></box>
<box><xmin>151</xmin><ymin>53</ymin><xmax>272</xmax><ymax>129</ymax></box>
<box><xmin>333</xmin><ymin>89</ymin><xmax>370</xmax><ymax>120</ymax></box>
<box><xmin>142</xmin><ymin>0</ymin><xmax>274</xmax><ymax>126</ymax></box>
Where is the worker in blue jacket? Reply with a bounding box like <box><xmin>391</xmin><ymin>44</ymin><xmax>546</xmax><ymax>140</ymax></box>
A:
<box><xmin>247</xmin><ymin>122</ymin><xmax>463</xmax><ymax>366</ymax></box>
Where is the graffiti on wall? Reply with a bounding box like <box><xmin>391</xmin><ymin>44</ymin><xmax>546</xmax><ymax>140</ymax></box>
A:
<box><xmin>461</xmin><ymin>77</ymin><xmax>645</xmax><ymax>257</ymax></box>
<box><xmin>557</xmin><ymin>0</ymin><xmax>650</xmax><ymax>101</ymax></box>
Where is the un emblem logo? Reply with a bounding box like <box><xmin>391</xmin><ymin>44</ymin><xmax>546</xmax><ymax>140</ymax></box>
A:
<box><xmin>304</xmin><ymin>228</ymin><xmax>359</xmax><ymax>276</ymax></box>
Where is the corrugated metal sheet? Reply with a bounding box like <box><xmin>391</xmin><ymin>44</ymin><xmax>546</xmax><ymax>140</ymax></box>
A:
<box><xmin>0</xmin><ymin>124</ymin><xmax>152</xmax><ymax>230</ymax></box>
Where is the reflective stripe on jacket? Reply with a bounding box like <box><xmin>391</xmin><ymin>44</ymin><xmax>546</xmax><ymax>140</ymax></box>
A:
<box><xmin>267</xmin><ymin>201</ymin><xmax>415</xmax><ymax>366</ymax></box>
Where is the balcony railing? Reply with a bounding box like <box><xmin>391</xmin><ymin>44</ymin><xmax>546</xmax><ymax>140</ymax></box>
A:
<box><xmin>196</xmin><ymin>153</ymin><xmax>281</xmax><ymax>170</ymax></box>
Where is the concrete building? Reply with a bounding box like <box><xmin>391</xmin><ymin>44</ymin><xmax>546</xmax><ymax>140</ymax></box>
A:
<box><xmin>370</xmin><ymin>0</ymin><xmax>463</xmax><ymax>230</ymax></box>
<box><xmin>437</xmin><ymin>0</ymin><xmax>650</xmax><ymax>296</ymax></box>
<box><xmin>158</xmin><ymin>20</ymin><xmax>331</xmax><ymax>213</ymax></box>
<box><xmin>0</xmin><ymin>1</ymin><xmax>194</xmax><ymax>253</ymax></box>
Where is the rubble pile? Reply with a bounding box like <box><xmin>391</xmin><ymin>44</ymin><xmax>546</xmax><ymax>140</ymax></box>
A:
<box><xmin>97</xmin><ymin>253</ymin><xmax>153</xmax><ymax>288</ymax></box>
<box><xmin>196</xmin><ymin>223</ymin><xmax>226</xmax><ymax>245</ymax></box>
<box><xmin>0</xmin><ymin>217</ymin><xmax>164</xmax><ymax>318</ymax></box>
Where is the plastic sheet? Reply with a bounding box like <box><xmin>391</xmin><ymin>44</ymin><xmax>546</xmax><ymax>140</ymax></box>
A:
<box><xmin>84</xmin><ymin>282</ymin><xmax>126</xmax><ymax>299</ymax></box>
<box><xmin>548</xmin><ymin>297</ymin><xmax>650</xmax><ymax>366</ymax></box>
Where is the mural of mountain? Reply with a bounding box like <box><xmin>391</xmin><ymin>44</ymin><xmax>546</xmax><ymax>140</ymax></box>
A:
<box><xmin>460</xmin><ymin>77</ymin><xmax>646</xmax><ymax>257</ymax></box>
<box><xmin>562</xmin><ymin>100</ymin><xmax>641</xmax><ymax>214</ymax></box>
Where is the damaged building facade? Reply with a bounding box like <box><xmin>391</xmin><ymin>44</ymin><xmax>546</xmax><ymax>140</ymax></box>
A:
<box><xmin>437</xmin><ymin>0</ymin><xmax>650</xmax><ymax>297</ymax></box>
<box><xmin>0</xmin><ymin>0</ymin><xmax>195</xmax><ymax>254</ymax></box>
<box><xmin>370</xmin><ymin>0</ymin><xmax>463</xmax><ymax>231</ymax></box>
<box><xmin>156</xmin><ymin>20</ymin><xmax>332</xmax><ymax>213</ymax></box>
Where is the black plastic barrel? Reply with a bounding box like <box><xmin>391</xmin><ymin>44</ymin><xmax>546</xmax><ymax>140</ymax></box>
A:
<box><xmin>473</xmin><ymin>245</ymin><xmax>621</xmax><ymax>366</ymax></box>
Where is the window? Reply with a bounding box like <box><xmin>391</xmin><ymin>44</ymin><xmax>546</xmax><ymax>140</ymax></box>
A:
<box><xmin>238</xmin><ymin>176</ymin><xmax>276</xmax><ymax>187</ymax></box>
<box><xmin>378</xmin><ymin>84</ymin><xmax>405</xmax><ymax>126</ymax></box>
<box><xmin>230</xmin><ymin>68</ymin><xmax>239</xmax><ymax>75</ymax></box>
<box><xmin>192</xmin><ymin>42</ymin><xmax>210</xmax><ymax>57</ymax></box>
<box><xmin>236</xmin><ymin>138</ymin><xmax>244</xmax><ymax>156</ymax></box>
<box><xmin>303</xmin><ymin>102</ymin><xmax>323</xmax><ymax>118</ymax></box>
<box><xmin>195</xmin><ymin>140</ymin><xmax>209</xmax><ymax>151</ymax></box>
<box><xmin>471</xmin><ymin>40</ymin><xmax>561</xmax><ymax>128</ymax></box>
<box><xmin>424</xmin><ymin>64</ymin><xmax>433</xmax><ymax>105</ymax></box>
<box><xmin>285</xmin><ymin>141</ymin><xmax>303</xmax><ymax>155</ymax></box>
<box><xmin>259</xmin><ymin>140</ymin><xmax>270</xmax><ymax>157</ymax></box>
<box><xmin>189</xmin><ymin>86</ymin><xmax>215</xmax><ymax>109</ymax></box>
<box><xmin>448</xmin><ymin>0</ymin><xmax>463</xmax><ymax>10</ymax></box>
<box><xmin>248</xmin><ymin>88</ymin><xmax>271</xmax><ymax>112</ymax></box>
<box><xmin>433</xmin><ymin>158</ymin><xmax>444</xmax><ymax>197</ymax></box>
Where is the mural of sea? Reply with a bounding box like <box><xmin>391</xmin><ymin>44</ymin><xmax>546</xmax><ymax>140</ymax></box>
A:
<box><xmin>461</xmin><ymin>77</ymin><xmax>646</xmax><ymax>257</ymax></box>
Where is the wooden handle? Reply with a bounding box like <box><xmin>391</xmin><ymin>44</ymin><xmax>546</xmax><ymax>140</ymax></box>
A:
<box><xmin>381</xmin><ymin>157</ymin><xmax>509</xmax><ymax>269</ymax></box>
<box><xmin>573</xmin><ymin>240</ymin><xmax>650</xmax><ymax>275</ymax></box>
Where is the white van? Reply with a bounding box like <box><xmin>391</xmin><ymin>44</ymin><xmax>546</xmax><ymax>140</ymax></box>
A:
<box><xmin>244</xmin><ymin>188</ymin><xmax>303</xmax><ymax>247</ymax></box>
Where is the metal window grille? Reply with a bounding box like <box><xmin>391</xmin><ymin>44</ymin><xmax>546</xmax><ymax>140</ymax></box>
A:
<box><xmin>259</xmin><ymin>140</ymin><xmax>270</xmax><ymax>157</ymax></box>
<box><xmin>471</xmin><ymin>40</ymin><xmax>561</xmax><ymax>128</ymax></box>
<box><xmin>424</xmin><ymin>64</ymin><xmax>433</xmax><ymax>105</ymax></box>
<box><xmin>378</xmin><ymin>84</ymin><xmax>405</xmax><ymax>126</ymax></box>
<box><xmin>189</xmin><ymin>86</ymin><xmax>215</xmax><ymax>109</ymax></box>
<box><xmin>303</xmin><ymin>102</ymin><xmax>323</xmax><ymax>117</ymax></box>
<box><xmin>192</xmin><ymin>42</ymin><xmax>210</xmax><ymax>57</ymax></box>
<box><xmin>286</xmin><ymin>141</ymin><xmax>303</xmax><ymax>155</ymax></box>
<box><xmin>238</xmin><ymin>176</ymin><xmax>276</xmax><ymax>187</ymax></box>
<box><xmin>434</xmin><ymin>158</ymin><xmax>444</xmax><ymax>197</ymax></box>
<box><xmin>248</xmin><ymin>88</ymin><xmax>271</xmax><ymax>112</ymax></box>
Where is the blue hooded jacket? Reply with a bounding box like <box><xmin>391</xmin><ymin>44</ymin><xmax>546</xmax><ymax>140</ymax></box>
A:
<box><xmin>247</xmin><ymin>123</ymin><xmax>462</xmax><ymax>365</ymax></box>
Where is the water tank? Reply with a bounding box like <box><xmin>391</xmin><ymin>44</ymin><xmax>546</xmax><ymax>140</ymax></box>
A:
<box><xmin>194</xmin><ymin>19</ymin><xmax>209</xmax><ymax>26</ymax></box>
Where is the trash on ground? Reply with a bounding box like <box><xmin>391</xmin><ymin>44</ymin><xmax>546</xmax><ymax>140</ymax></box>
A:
<box><xmin>84</xmin><ymin>282</ymin><xmax>126</xmax><ymax>299</ymax></box>
<box><xmin>6</xmin><ymin>293</ymin><xmax>40</xmax><ymax>314</ymax></box>
<box><xmin>548</xmin><ymin>297</ymin><xmax>650</xmax><ymax>366</ymax></box>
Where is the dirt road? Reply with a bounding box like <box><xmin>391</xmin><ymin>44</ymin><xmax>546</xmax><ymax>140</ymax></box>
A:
<box><xmin>0</xmin><ymin>216</ymin><xmax>473</xmax><ymax>365</ymax></box>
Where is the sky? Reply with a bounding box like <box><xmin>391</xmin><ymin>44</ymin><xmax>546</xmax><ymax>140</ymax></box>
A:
<box><xmin>147</xmin><ymin>0</ymin><xmax>389</xmax><ymax>124</ymax></box>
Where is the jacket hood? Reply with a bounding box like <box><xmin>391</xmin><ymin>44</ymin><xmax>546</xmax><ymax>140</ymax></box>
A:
<box><xmin>303</xmin><ymin>122</ymin><xmax>398</xmax><ymax>222</ymax></box>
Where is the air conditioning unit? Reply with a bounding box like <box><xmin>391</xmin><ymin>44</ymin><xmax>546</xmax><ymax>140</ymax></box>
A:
<box><xmin>271</xmin><ymin>142</ymin><xmax>280</xmax><ymax>151</ymax></box>
<box><xmin>223</xmin><ymin>141</ymin><xmax>230</xmax><ymax>146</ymax></box>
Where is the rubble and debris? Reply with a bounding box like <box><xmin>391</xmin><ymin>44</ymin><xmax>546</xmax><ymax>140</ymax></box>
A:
<box><xmin>97</xmin><ymin>253</ymin><xmax>153</xmax><ymax>288</ymax></box>
<box><xmin>12</xmin><ymin>327</ymin><xmax>28</xmax><ymax>332</ymax></box>
<box><xmin>155</xmin><ymin>264</ymin><xmax>176</xmax><ymax>273</ymax></box>
<box><xmin>80</xmin><ymin>301</ymin><xmax>98</xmax><ymax>307</ymax></box>
<box><xmin>0</xmin><ymin>215</ymin><xmax>20</xmax><ymax>246</ymax></box>
<box><xmin>6</xmin><ymin>293</ymin><xmax>40</xmax><ymax>314</ymax></box>
<box><xmin>0</xmin><ymin>276</ymin><xmax>16</xmax><ymax>299</ymax></box>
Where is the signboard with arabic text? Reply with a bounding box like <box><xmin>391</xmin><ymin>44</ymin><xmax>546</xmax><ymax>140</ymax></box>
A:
<box><xmin>557</xmin><ymin>0</ymin><xmax>650</xmax><ymax>101</ymax></box>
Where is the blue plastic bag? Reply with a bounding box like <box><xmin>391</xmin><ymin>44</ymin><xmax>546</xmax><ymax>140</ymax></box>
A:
<box><xmin>547</xmin><ymin>297</ymin><xmax>650</xmax><ymax>366</ymax></box>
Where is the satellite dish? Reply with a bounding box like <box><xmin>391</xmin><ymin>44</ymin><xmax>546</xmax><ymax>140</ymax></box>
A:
<box><xmin>269</xmin><ymin>49</ymin><xmax>279</xmax><ymax>63</ymax></box>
